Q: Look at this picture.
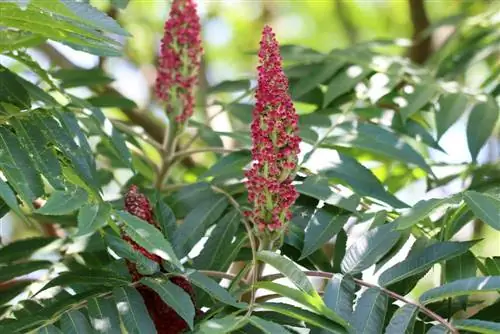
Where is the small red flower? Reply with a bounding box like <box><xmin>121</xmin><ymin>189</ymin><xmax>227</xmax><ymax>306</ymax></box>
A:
<box><xmin>245</xmin><ymin>26</ymin><xmax>301</xmax><ymax>233</ymax></box>
<box><xmin>155</xmin><ymin>0</ymin><xmax>203</xmax><ymax>123</ymax></box>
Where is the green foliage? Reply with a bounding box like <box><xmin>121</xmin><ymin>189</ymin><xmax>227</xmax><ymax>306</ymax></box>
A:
<box><xmin>0</xmin><ymin>1</ymin><xmax>498</xmax><ymax>333</ymax></box>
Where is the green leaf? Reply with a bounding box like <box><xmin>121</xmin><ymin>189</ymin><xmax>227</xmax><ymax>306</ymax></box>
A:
<box><xmin>323</xmin><ymin>65</ymin><xmax>371</xmax><ymax>107</ymax></box>
<box><xmin>463</xmin><ymin>191</ymin><xmax>500</xmax><ymax>231</ymax></box>
<box><xmin>195</xmin><ymin>315</ymin><xmax>244</xmax><ymax>334</ymax></box>
<box><xmin>258</xmin><ymin>303</ymin><xmax>347</xmax><ymax>334</ymax></box>
<box><xmin>249</xmin><ymin>317</ymin><xmax>292</xmax><ymax>333</ymax></box>
<box><xmin>426</xmin><ymin>325</ymin><xmax>448</xmax><ymax>333</ymax></box>
<box><xmin>59</xmin><ymin>310</ymin><xmax>92</xmax><ymax>334</ymax></box>
<box><xmin>87</xmin><ymin>297</ymin><xmax>121</xmax><ymax>334</ymax></box>
<box><xmin>40</xmin><ymin>269</ymin><xmax>130</xmax><ymax>292</ymax></box>
<box><xmin>117</xmin><ymin>211</ymin><xmax>182</xmax><ymax>269</ymax></box>
<box><xmin>0</xmin><ymin>126</ymin><xmax>44</xmax><ymax>207</ymax></box>
<box><xmin>193</xmin><ymin>210</ymin><xmax>241</xmax><ymax>271</ymax></box>
<box><xmin>379</xmin><ymin>240</ymin><xmax>477</xmax><ymax>287</ymax></box>
<box><xmin>226</xmin><ymin>103</ymin><xmax>253</xmax><ymax>124</ymax></box>
<box><xmin>0</xmin><ymin>30</ymin><xmax>45</xmax><ymax>52</ymax></box>
<box><xmin>0</xmin><ymin>280</ymin><xmax>31</xmax><ymax>306</ymax></box>
<box><xmin>112</xmin><ymin>286</ymin><xmax>156</xmax><ymax>334</ymax></box>
<box><xmin>87</xmin><ymin>94</ymin><xmax>137</xmax><ymax>109</ymax></box>
<box><xmin>291</xmin><ymin>59</ymin><xmax>345</xmax><ymax>99</ymax></box>
<box><xmin>10</xmin><ymin>118</ymin><xmax>65</xmax><ymax>190</ymax></box>
<box><xmin>435</xmin><ymin>93</ymin><xmax>469</xmax><ymax>140</ymax></box>
<box><xmin>466</xmin><ymin>97</ymin><xmax>499</xmax><ymax>162</ymax></box>
<box><xmin>104</xmin><ymin>233</ymin><xmax>159</xmax><ymax>276</ymax></box>
<box><xmin>453</xmin><ymin>319</ymin><xmax>500</xmax><ymax>334</ymax></box>
<box><xmin>155</xmin><ymin>199</ymin><xmax>177</xmax><ymax>240</ymax></box>
<box><xmin>301</xmin><ymin>206</ymin><xmax>349</xmax><ymax>259</ymax></box>
<box><xmin>325</xmin><ymin>123</ymin><xmax>431</xmax><ymax>173</ymax></box>
<box><xmin>257</xmin><ymin>251</ymin><xmax>317</xmax><ymax>296</ymax></box>
<box><xmin>391</xmin><ymin>116</ymin><xmax>444</xmax><ymax>152</ymax></box>
<box><xmin>333</xmin><ymin>229</ymin><xmax>347</xmax><ymax>273</ymax></box>
<box><xmin>0</xmin><ymin>236</ymin><xmax>56</xmax><ymax>263</ymax></box>
<box><xmin>0</xmin><ymin>179</ymin><xmax>24</xmax><ymax>219</ymax></box>
<box><xmin>52</xmin><ymin>68</ymin><xmax>113</xmax><ymax>88</ymax></box>
<box><xmin>36</xmin><ymin>187</ymin><xmax>88</xmax><ymax>216</ymax></box>
<box><xmin>36</xmin><ymin>324</ymin><xmax>63</xmax><ymax>334</ymax></box>
<box><xmin>296</xmin><ymin>175</ymin><xmax>360</xmax><ymax>212</ymax></box>
<box><xmin>384</xmin><ymin>305</ymin><xmax>418</xmax><ymax>334</ymax></box>
<box><xmin>172</xmin><ymin>195</ymin><xmax>228</xmax><ymax>258</ymax></box>
<box><xmin>186</xmin><ymin>270</ymin><xmax>242</xmax><ymax>308</ymax></box>
<box><xmin>111</xmin><ymin>0</ymin><xmax>130</xmax><ymax>9</ymax></box>
<box><xmin>141</xmin><ymin>276</ymin><xmax>195</xmax><ymax>329</ymax></box>
<box><xmin>167</xmin><ymin>182</ymin><xmax>216</xmax><ymax>218</ymax></box>
<box><xmin>76</xmin><ymin>202</ymin><xmax>112</xmax><ymax>236</ymax></box>
<box><xmin>399</xmin><ymin>81</ymin><xmax>437</xmax><ymax>121</ymax></box>
<box><xmin>322</xmin><ymin>153</ymin><xmax>407</xmax><ymax>208</ymax></box>
<box><xmin>484</xmin><ymin>257</ymin><xmax>500</xmax><ymax>276</ymax></box>
<box><xmin>209</xmin><ymin>80</ymin><xmax>250</xmax><ymax>94</ymax></box>
<box><xmin>0</xmin><ymin>260</ymin><xmax>51</xmax><ymax>281</ymax></box>
<box><xmin>201</xmin><ymin>150</ymin><xmax>251</xmax><ymax>179</ymax></box>
<box><xmin>322</xmin><ymin>274</ymin><xmax>356</xmax><ymax>321</ymax></box>
<box><xmin>445</xmin><ymin>250</ymin><xmax>477</xmax><ymax>282</ymax></box>
<box><xmin>420</xmin><ymin>276</ymin><xmax>500</xmax><ymax>304</ymax></box>
<box><xmin>393</xmin><ymin>196</ymin><xmax>460</xmax><ymax>230</ymax></box>
<box><xmin>341</xmin><ymin>223</ymin><xmax>401</xmax><ymax>274</ymax></box>
<box><xmin>0</xmin><ymin>66</ymin><xmax>30</xmax><ymax>109</ymax></box>
<box><xmin>351</xmin><ymin>288</ymin><xmax>388</xmax><ymax>334</ymax></box>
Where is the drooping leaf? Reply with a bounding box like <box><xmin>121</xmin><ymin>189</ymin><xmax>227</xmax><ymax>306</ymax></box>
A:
<box><xmin>399</xmin><ymin>81</ymin><xmax>437</xmax><ymax>121</ymax></box>
<box><xmin>76</xmin><ymin>202</ymin><xmax>112</xmax><ymax>236</ymax></box>
<box><xmin>301</xmin><ymin>206</ymin><xmax>349</xmax><ymax>259</ymax></box>
<box><xmin>333</xmin><ymin>229</ymin><xmax>347</xmax><ymax>273</ymax></box>
<box><xmin>393</xmin><ymin>196</ymin><xmax>460</xmax><ymax>230</ymax></box>
<box><xmin>420</xmin><ymin>276</ymin><xmax>500</xmax><ymax>304</ymax></box>
<box><xmin>10</xmin><ymin>118</ymin><xmax>65</xmax><ymax>190</ymax></box>
<box><xmin>257</xmin><ymin>251</ymin><xmax>317</xmax><ymax>296</ymax></box>
<box><xmin>391</xmin><ymin>116</ymin><xmax>444</xmax><ymax>152</ymax></box>
<box><xmin>201</xmin><ymin>150</ymin><xmax>251</xmax><ymax>179</ymax></box>
<box><xmin>112</xmin><ymin>286</ymin><xmax>156</xmax><ymax>334</ymax></box>
<box><xmin>341</xmin><ymin>223</ymin><xmax>401</xmax><ymax>274</ymax></box>
<box><xmin>154</xmin><ymin>198</ymin><xmax>177</xmax><ymax>240</ymax></box>
<box><xmin>193</xmin><ymin>210</ymin><xmax>241</xmax><ymax>271</ymax></box>
<box><xmin>466</xmin><ymin>97</ymin><xmax>499</xmax><ymax>162</ymax></box>
<box><xmin>291</xmin><ymin>58</ymin><xmax>345</xmax><ymax>99</ymax></box>
<box><xmin>59</xmin><ymin>310</ymin><xmax>92</xmax><ymax>334</ymax></box>
<box><xmin>322</xmin><ymin>274</ymin><xmax>356</xmax><ymax>321</ymax></box>
<box><xmin>379</xmin><ymin>240</ymin><xmax>477</xmax><ymax>287</ymax></box>
<box><xmin>325</xmin><ymin>123</ymin><xmax>431</xmax><ymax>173</ymax></box>
<box><xmin>323</xmin><ymin>65</ymin><xmax>371</xmax><ymax>107</ymax></box>
<box><xmin>384</xmin><ymin>304</ymin><xmax>418</xmax><ymax>334</ymax></box>
<box><xmin>167</xmin><ymin>182</ymin><xmax>216</xmax><ymax>218</ymax></box>
<box><xmin>0</xmin><ymin>66</ymin><xmax>30</xmax><ymax>109</ymax></box>
<box><xmin>0</xmin><ymin>260</ymin><xmax>51</xmax><ymax>281</ymax></box>
<box><xmin>0</xmin><ymin>236</ymin><xmax>56</xmax><ymax>263</ymax></box>
<box><xmin>117</xmin><ymin>211</ymin><xmax>182</xmax><ymax>269</ymax></box>
<box><xmin>258</xmin><ymin>303</ymin><xmax>347</xmax><ymax>333</ymax></box>
<box><xmin>52</xmin><ymin>68</ymin><xmax>113</xmax><ymax>89</ymax></box>
<box><xmin>172</xmin><ymin>195</ymin><xmax>228</xmax><ymax>258</ymax></box>
<box><xmin>40</xmin><ymin>269</ymin><xmax>130</xmax><ymax>292</ymax></box>
<box><xmin>186</xmin><ymin>270</ymin><xmax>242</xmax><ymax>308</ymax></box>
<box><xmin>0</xmin><ymin>178</ymin><xmax>24</xmax><ymax>219</ymax></box>
<box><xmin>351</xmin><ymin>288</ymin><xmax>388</xmax><ymax>334</ymax></box>
<box><xmin>435</xmin><ymin>93</ymin><xmax>469</xmax><ymax>140</ymax></box>
<box><xmin>141</xmin><ymin>277</ymin><xmax>195</xmax><ymax>329</ymax></box>
<box><xmin>36</xmin><ymin>187</ymin><xmax>88</xmax><ymax>216</ymax></box>
<box><xmin>463</xmin><ymin>191</ymin><xmax>500</xmax><ymax>231</ymax></box>
<box><xmin>87</xmin><ymin>297</ymin><xmax>121</xmax><ymax>334</ymax></box>
<box><xmin>0</xmin><ymin>126</ymin><xmax>44</xmax><ymax>208</ymax></box>
<box><xmin>322</xmin><ymin>153</ymin><xmax>407</xmax><ymax>208</ymax></box>
<box><xmin>104</xmin><ymin>233</ymin><xmax>159</xmax><ymax>276</ymax></box>
<box><xmin>249</xmin><ymin>316</ymin><xmax>292</xmax><ymax>334</ymax></box>
<box><xmin>453</xmin><ymin>319</ymin><xmax>500</xmax><ymax>334</ymax></box>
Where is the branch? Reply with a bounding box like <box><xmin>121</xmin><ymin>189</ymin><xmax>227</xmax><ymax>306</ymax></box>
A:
<box><xmin>261</xmin><ymin>270</ymin><xmax>458</xmax><ymax>333</ymax></box>
<box><xmin>408</xmin><ymin>0</ymin><xmax>432</xmax><ymax>64</ymax></box>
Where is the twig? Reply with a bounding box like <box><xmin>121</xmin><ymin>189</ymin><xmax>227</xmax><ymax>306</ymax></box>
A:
<box><xmin>198</xmin><ymin>270</ymin><xmax>237</xmax><ymax>281</ymax></box>
<box><xmin>211</xmin><ymin>185</ymin><xmax>257</xmax><ymax>326</ymax></box>
<box><xmin>112</xmin><ymin>121</ymin><xmax>163</xmax><ymax>151</ymax></box>
<box><xmin>261</xmin><ymin>270</ymin><xmax>458</xmax><ymax>333</ymax></box>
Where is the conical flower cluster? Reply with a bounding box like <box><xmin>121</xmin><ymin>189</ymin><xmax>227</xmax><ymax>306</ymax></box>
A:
<box><xmin>155</xmin><ymin>0</ymin><xmax>203</xmax><ymax>123</ymax></box>
<box><xmin>122</xmin><ymin>185</ymin><xmax>195</xmax><ymax>334</ymax></box>
<box><xmin>245</xmin><ymin>26</ymin><xmax>301</xmax><ymax>233</ymax></box>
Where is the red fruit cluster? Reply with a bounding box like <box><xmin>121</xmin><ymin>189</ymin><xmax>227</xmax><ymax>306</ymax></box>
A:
<box><xmin>245</xmin><ymin>26</ymin><xmax>301</xmax><ymax>233</ymax></box>
<box><xmin>155</xmin><ymin>0</ymin><xmax>203</xmax><ymax>123</ymax></box>
<box><xmin>122</xmin><ymin>185</ymin><xmax>195</xmax><ymax>334</ymax></box>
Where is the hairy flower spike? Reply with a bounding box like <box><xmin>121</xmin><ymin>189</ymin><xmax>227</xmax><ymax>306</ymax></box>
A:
<box><xmin>121</xmin><ymin>185</ymin><xmax>198</xmax><ymax>333</ymax></box>
<box><xmin>155</xmin><ymin>0</ymin><xmax>203</xmax><ymax>123</ymax></box>
<box><xmin>245</xmin><ymin>25</ymin><xmax>301</xmax><ymax>234</ymax></box>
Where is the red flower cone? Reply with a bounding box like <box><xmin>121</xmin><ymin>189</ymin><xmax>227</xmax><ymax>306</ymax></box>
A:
<box><xmin>245</xmin><ymin>26</ymin><xmax>301</xmax><ymax>238</ymax></box>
